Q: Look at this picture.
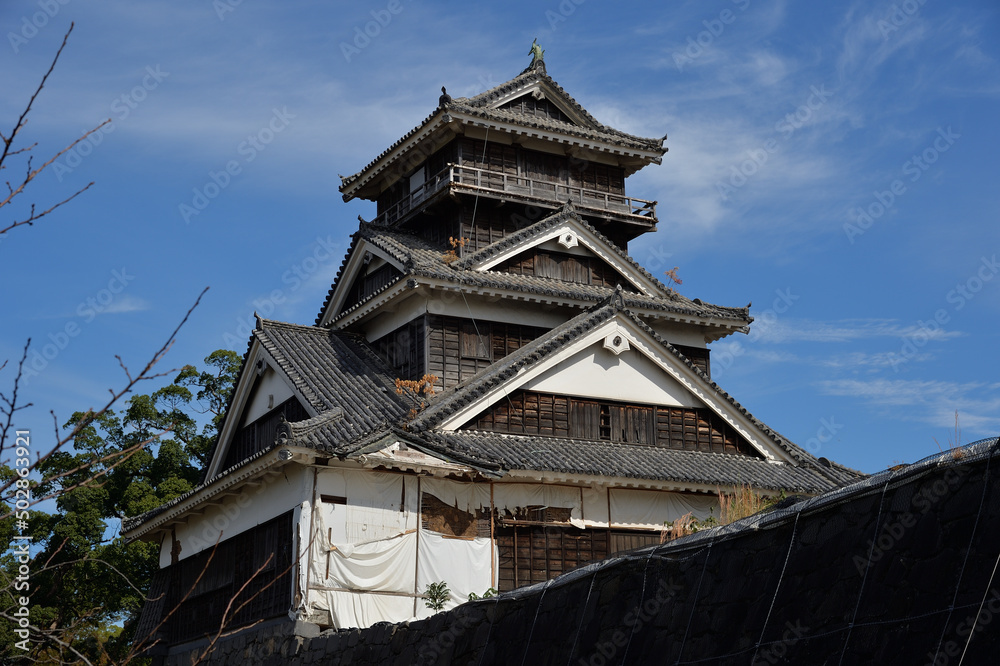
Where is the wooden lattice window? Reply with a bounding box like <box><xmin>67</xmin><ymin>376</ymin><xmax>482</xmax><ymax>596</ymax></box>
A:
<box><xmin>224</xmin><ymin>397</ymin><xmax>309</xmax><ymax>469</ymax></box>
<box><xmin>467</xmin><ymin>391</ymin><xmax>762</xmax><ymax>457</ymax></box>
<box><xmin>137</xmin><ymin>511</ymin><xmax>294</xmax><ymax>647</ymax></box>
<box><xmin>374</xmin><ymin>317</ymin><xmax>426</xmax><ymax>381</ymax></box>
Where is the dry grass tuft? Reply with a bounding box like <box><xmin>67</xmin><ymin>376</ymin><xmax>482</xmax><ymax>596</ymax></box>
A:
<box><xmin>718</xmin><ymin>484</ymin><xmax>772</xmax><ymax>525</ymax></box>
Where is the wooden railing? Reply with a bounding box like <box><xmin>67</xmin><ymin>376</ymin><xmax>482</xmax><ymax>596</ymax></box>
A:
<box><xmin>373</xmin><ymin>164</ymin><xmax>657</xmax><ymax>226</ymax></box>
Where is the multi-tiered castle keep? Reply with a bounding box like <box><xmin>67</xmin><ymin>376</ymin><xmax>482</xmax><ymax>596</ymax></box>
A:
<box><xmin>125</xmin><ymin>54</ymin><xmax>857</xmax><ymax>654</ymax></box>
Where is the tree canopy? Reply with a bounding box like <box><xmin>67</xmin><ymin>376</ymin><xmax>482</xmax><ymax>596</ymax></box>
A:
<box><xmin>1</xmin><ymin>350</ymin><xmax>241</xmax><ymax>664</ymax></box>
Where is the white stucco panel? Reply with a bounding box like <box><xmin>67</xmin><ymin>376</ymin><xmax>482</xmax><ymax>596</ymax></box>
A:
<box><xmin>244</xmin><ymin>366</ymin><xmax>297</xmax><ymax>424</ymax></box>
<box><xmin>161</xmin><ymin>465</ymin><xmax>310</xmax><ymax>567</ymax></box>
<box><xmin>523</xmin><ymin>342</ymin><xmax>701</xmax><ymax>407</ymax></box>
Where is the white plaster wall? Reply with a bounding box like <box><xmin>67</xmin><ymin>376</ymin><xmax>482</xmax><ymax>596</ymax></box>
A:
<box><xmin>425</xmin><ymin>294</ymin><xmax>571</xmax><ymax>330</ymax></box>
<box><xmin>610</xmin><ymin>488</ymin><xmax>719</xmax><ymax>527</ymax></box>
<box><xmin>524</xmin><ymin>343</ymin><xmax>700</xmax><ymax>407</ymax></box>
<box><xmin>244</xmin><ymin>366</ymin><xmax>296</xmax><ymax>424</ymax></box>
<box><xmin>160</xmin><ymin>465</ymin><xmax>311</xmax><ymax>567</ymax></box>
<box><xmin>313</xmin><ymin>468</ymin><xmax>420</xmax><ymax>546</ymax></box>
<box><xmin>363</xmin><ymin>294</ymin><xmax>428</xmax><ymax>342</ymax></box>
<box><xmin>646</xmin><ymin>320</ymin><xmax>711</xmax><ymax>348</ymax></box>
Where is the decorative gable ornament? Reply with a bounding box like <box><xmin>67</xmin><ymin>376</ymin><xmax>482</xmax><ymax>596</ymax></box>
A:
<box><xmin>603</xmin><ymin>329</ymin><xmax>630</xmax><ymax>355</ymax></box>
<box><xmin>557</xmin><ymin>230</ymin><xmax>578</xmax><ymax>249</ymax></box>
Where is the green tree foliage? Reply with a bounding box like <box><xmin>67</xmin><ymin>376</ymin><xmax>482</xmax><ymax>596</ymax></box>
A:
<box><xmin>0</xmin><ymin>350</ymin><xmax>240</xmax><ymax>664</ymax></box>
<box><xmin>424</xmin><ymin>581</ymin><xmax>450</xmax><ymax>612</ymax></box>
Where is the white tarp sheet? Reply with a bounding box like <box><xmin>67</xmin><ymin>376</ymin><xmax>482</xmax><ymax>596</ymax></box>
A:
<box><xmin>308</xmin><ymin>473</ymin><xmax>498</xmax><ymax>629</ymax></box>
<box><xmin>344</xmin><ymin>471</ymin><xmax>408</xmax><ymax>542</ymax></box>
<box><xmin>312</xmin><ymin>588</ymin><xmax>415</xmax><ymax>628</ymax></box>
<box><xmin>414</xmin><ymin>530</ymin><xmax>495</xmax><ymax>619</ymax></box>
<box><xmin>325</xmin><ymin>529</ymin><xmax>417</xmax><ymax>594</ymax></box>
<box><xmin>418</xmin><ymin>477</ymin><xmax>490</xmax><ymax>513</ymax></box>
<box><xmin>609</xmin><ymin>488</ymin><xmax>719</xmax><ymax>527</ymax></box>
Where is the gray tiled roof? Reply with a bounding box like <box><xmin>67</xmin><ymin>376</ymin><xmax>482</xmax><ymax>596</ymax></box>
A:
<box><xmin>203</xmin><ymin>317</ymin><xmax>417</xmax><ymax>474</ymax></box>
<box><xmin>339</xmin><ymin>65</ymin><xmax>665</xmax><ymax>195</ymax></box>
<box><xmin>124</xmin><ymin>322</ymin><xmax>417</xmax><ymax>534</ymax></box>
<box><xmin>417</xmin><ymin>430</ymin><xmax>853</xmax><ymax>493</ymax></box>
<box><xmin>319</xmin><ymin>222</ymin><xmax>751</xmax><ymax>328</ymax></box>
<box><xmin>253</xmin><ymin>319</ymin><xmax>414</xmax><ymax>440</ymax></box>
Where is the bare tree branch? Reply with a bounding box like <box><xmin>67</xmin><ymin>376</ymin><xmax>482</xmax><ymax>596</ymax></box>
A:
<box><xmin>0</xmin><ymin>612</ymin><xmax>96</xmax><ymax>666</ymax></box>
<box><xmin>0</xmin><ymin>21</ymin><xmax>110</xmax><ymax>238</ymax></box>
<box><xmin>0</xmin><ymin>339</ymin><xmax>33</xmax><ymax>462</ymax></box>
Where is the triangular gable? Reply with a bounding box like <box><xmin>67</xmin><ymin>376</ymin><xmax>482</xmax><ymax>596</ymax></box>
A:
<box><xmin>498</xmin><ymin>93</ymin><xmax>574</xmax><ymax>125</ymax></box>
<box><xmin>322</xmin><ymin>234</ymin><xmax>409</xmax><ymax>323</ymax></box>
<box><xmin>464</xmin><ymin>209</ymin><xmax>667</xmax><ymax>297</ymax></box>
<box><xmin>205</xmin><ymin>338</ymin><xmax>317</xmax><ymax>479</ymax></box>
<box><xmin>419</xmin><ymin>309</ymin><xmax>798</xmax><ymax>465</ymax></box>
<box><xmin>486</xmin><ymin>80</ymin><xmax>594</xmax><ymax>129</ymax></box>
<box><xmin>462</xmin><ymin>65</ymin><xmax>605</xmax><ymax>131</ymax></box>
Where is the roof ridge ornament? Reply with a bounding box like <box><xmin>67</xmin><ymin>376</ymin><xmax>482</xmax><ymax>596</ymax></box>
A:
<box><xmin>439</xmin><ymin>86</ymin><xmax>452</xmax><ymax>107</ymax></box>
<box><xmin>528</xmin><ymin>39</ymin><xmax>545</xmax><ymax>72</ymax></box>
<box><xmin>610</xmin><ymin>284</ymin><xmax>626</xmax><ymax>310</ymax></box>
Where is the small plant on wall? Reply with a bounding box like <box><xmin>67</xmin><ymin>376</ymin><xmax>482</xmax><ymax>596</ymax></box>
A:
<box><xmin>663</xmin><ymin>266</ymin><xmax>683</xmax><ymax>296</ymax></box>
<box><xmin>424</xmin><ymin>581</ymin><xmax>450</xmax><ymax>612</ymax></box>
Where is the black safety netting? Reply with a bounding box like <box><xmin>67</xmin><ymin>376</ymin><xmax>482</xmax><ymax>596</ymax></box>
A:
<box><xmin>431</xmin><ymin>436</ymin><xmax>1000</xmax><ymax>665</ymax></box>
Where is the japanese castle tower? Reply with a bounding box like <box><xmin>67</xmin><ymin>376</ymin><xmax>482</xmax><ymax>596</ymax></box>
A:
<box><xmin>125</xmin><ymin>53</ymin><xmax>857</xmax><ymax>654</ymax></box>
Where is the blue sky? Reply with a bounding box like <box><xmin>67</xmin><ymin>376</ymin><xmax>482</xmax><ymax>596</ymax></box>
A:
<box><xmin>1</xmin><ymin>0</ymin><xmax>998</xmax><ymax>475</ymax></box>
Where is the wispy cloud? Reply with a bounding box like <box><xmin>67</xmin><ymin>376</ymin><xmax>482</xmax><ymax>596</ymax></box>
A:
<box><xmin>102</xmin><ymin>295</ymin><xmax>150</xmax><ymax>315</ymax></box>
<box><xmin>752</xmin><ymin>318</ymin><xmax>963</xmax><ymax>344</ymax></box>
<box><xmin>818</xmin><ymin>378</ymin><xmax>1000</xmax><ymax>434</ymax></box>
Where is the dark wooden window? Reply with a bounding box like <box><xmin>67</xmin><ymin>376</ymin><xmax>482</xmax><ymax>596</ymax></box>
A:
<box><xmin>473</xmin><ymin>393</ymin><xmax>572</xmax><ymax>437</ymax></box>
<box><xmin>373</xmin><ymin>317</ymin><xmax>426</xmax><ymax>381</ymax></box>
<box><xmin>673</xmin><ymin>344</ymin><xmax>711</xmax><ymax>379</ymax></box>
<box><xmin>224</xmin><ymin>397</ymin><xmax>309</xmax><ymax>470</ymax></box>
<box><xmin>135</xmin><ymin>512</ymin><xmax>294</xmax><ymax>648</ymax></box>
<box><xmin>427</xmin><ymin>316</ymin><xmax>546</xmax><ymax>390</ymax></box>
<box><xmin>573</xmin><ymin>162</ymin><xmax>625</xmax><ymax>195</ymax></box>
<box><xmin>570</xmin><ymin>400</ymin><xmax>600</xmax><ymax>439</ymax></box>
<box><xmin>499</xmin><ymin>95</ymin><xmax>573</xmax><ymax>124</ymax></box>
<box><xmin>458</xmin><ymin>202</ymin><xmax>524</xmax><ymax>252</ymax></box>
<box><xmin>656</xmin><ymin>407</ymin><xmax>755</xmax><ymax>455</ymax></box>
<box><xmin>498</xmin><ymin>248</ymin><xmax>637</xmax><ymax>291</ymax></box>
<box><xmin>460</xmin><ymin>138</ymin><xmax>518</xmax><ymax>192</ymax></box>
<box><xmin>340</xmin><ymin>263</ymin><xmax>401</xmax><ymax>315</ymax></box>
<box><xmin>460</xmin><ymin>322</ymin><xmax>490</xmax><ymax>359</ymax></box>
<box><xmin>467</xmin><ymin>390</ymin><xmax>761</xmax><ymax>456</ymax></box>
<box><xmin>495</xmin><ymin>525</ymin><xmax>608</xmax><ymax>592</ymax></box>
